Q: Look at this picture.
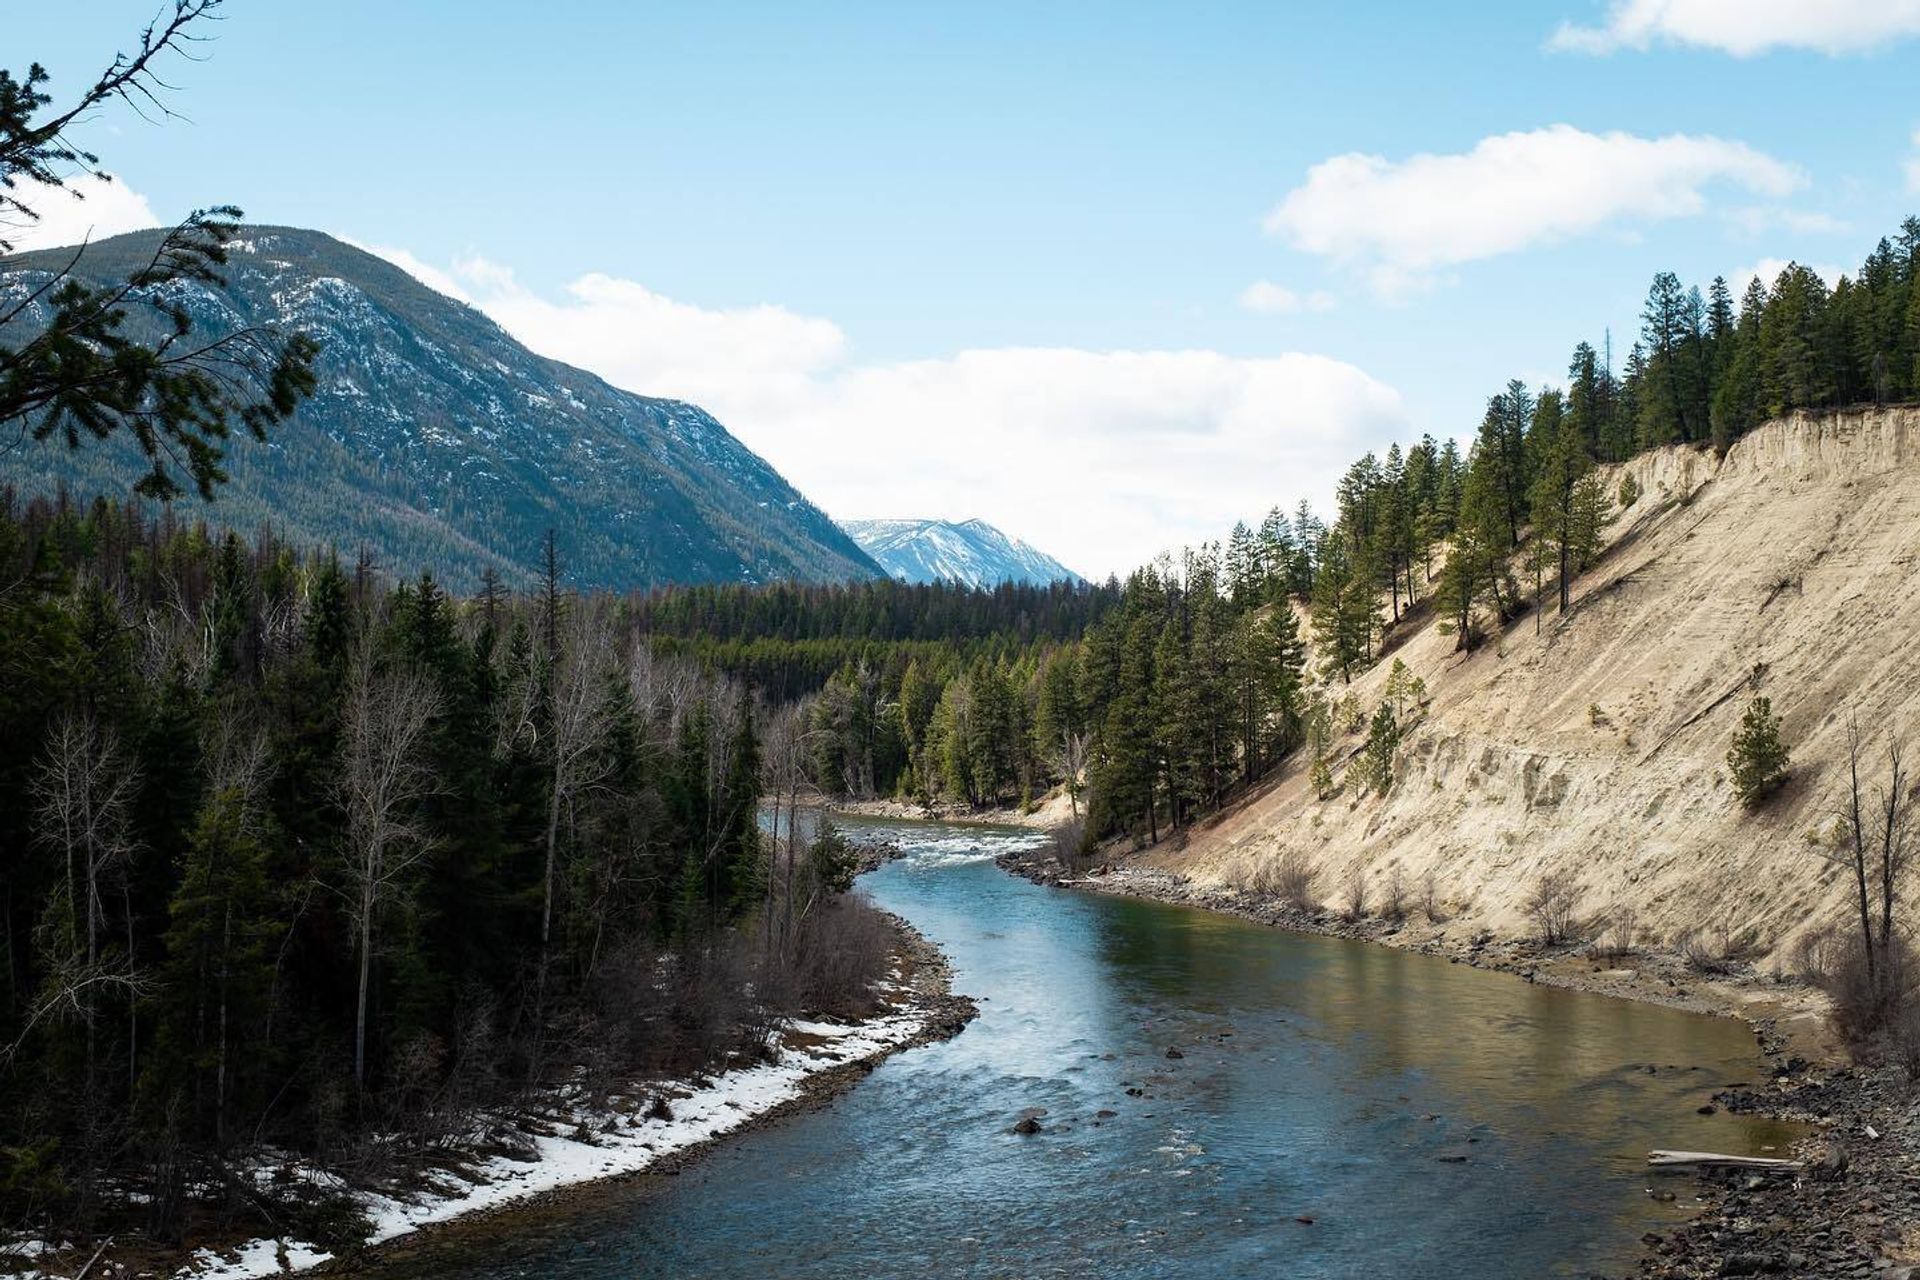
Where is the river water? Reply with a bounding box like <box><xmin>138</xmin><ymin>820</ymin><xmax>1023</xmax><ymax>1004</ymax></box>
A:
<box><xmin>367</xmin><ymin>818</ymin><xmax>1799</xmax><ymax>1279</ymax></box>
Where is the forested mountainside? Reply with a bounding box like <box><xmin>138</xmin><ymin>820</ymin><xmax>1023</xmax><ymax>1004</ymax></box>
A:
<box><xmin>0</xmin><ymin>227</ymin><xmax>880</xmax><ymax>590</ymax></box>
<box><xmin>842</xmin><ymin>517</ymin><xmax>1084</xmax><ymax>588</ymax></box>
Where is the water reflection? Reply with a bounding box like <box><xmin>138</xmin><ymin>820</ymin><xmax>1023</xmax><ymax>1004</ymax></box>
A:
<box><xmin>359</xmin><ymin>819</ymin><xmax>1799</xmax><ymax>1280</ymax></box>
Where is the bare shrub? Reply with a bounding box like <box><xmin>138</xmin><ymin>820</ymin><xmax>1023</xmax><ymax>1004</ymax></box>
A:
<box><xmin>1822</xmin><ymin>933</ymin><xmax>1916</xmax><ymax>1050</ymax></box>
<box><xmin>785</xmin><ymin>892</ymin><xmax>896</xmax><ymax>1020</ymax></box>
<box><xmin>1270</xmin><ymin>849</ymin><xmax>1318</xmax><ymax>911</ymax></box>
<box><xmin>663</xmin><ymin>934</ymin><xmax>765</xmax><ymax>1069</ymax></box>
<box><xmin>1382</xmin><ymin>865</ymin><xmax>1407</xmax><ymax>922</ymax></box>
<box><xmin>1674</xmin><ymin>929</ymin><xmax>1718</xmax><ymax>974</ymax></box>
<box><xmin>1050</xmin><ymin>816</ymin><xmax>1089</xmax><ymax>872</ymax></box>
<box><xmin>1525</xmin><ymin>870</ymin><xmax>1580</xmax><ymax>946</ymax></box>
<box><xmin>443</xmin><ymin>986</ymin><xmax>504</xmax><ymax>1118</ymax></box>
<box><xmin>1791</xmin><ymin>924</ymin><xmax>1841</xmax><ymax>985</ymax></box>
<box><xmin>1344</xmin><ymin>867</ymin><xmax>1367</xmax><ymax>921</ymax></box>
<box><xmin>1713</xmin><ymin>913</ymin><xmax>1764</xmax><ymax>965</ymax></box>
<box><xmin>585</xmin><ymin>933</ymin><xmax>672</xmax><ymax>1072</ymax></box>
<box><xmin>380</xmin><ymin>1030</ymin><xmax>449</xmax><ymax>1138</ymax></box>
<box><xmin>1420</xmin><ymin>868</ymin><xmax>1443</xmax><ymax>923</ymax></box>
<box><xmin>1596</xmin><ymin>905</ymin><xmax>1638</xmax><ymax>962</ymax></box>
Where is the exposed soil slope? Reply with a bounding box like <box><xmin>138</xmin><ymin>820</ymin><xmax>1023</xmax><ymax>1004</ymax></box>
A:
<box><xmin>1155</xmin><ymin>406</ymin><xmax>1920</xmax><ymax>962</ymax></box>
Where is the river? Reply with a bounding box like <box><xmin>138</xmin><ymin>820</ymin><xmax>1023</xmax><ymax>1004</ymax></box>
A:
<box><xmin>362</xmin><ymin>817</ymin><xmax>1799</xmax><ymax>1279</ymax></box>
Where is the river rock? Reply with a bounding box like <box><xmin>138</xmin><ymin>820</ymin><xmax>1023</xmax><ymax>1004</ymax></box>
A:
<box><xmin>1812</xmin><ymin>1146</ymin><xmax>1849</xmax><ymax>1180</ymax></box>
<box><xmin>1013</xmin><ymin>1116</ymin><xmax>1043</xmax><ymax>1135</ymax></box>
<box><xmin>1165</xmin><ymin>1047</ymin><xmax>1185</xmax><ymax>1059</ymax></box>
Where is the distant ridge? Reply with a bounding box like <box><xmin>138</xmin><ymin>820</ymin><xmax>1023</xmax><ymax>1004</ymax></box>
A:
<box><xmin>0</xmin><ymin>226</ymin><xmax>881</xmax><ymax>590</ymax></box>
<box><xmin>841</xmin><ymin>516</ymin><xmax>1083</xmax><ymax>589</ymax></box>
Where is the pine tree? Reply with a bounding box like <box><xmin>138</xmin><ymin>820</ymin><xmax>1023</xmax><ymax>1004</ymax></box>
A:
<box><xmin>1255</xmin><ymin>507</ymin><xmax>1295</xmax><ymax>603</ymax></box>
<box><xmin>1639</xmin><ymin>271</ymin><xmax>1697</xmax><ymax>446</ymax></box>
<box><xmin>1727</xmin><ymin>695</ymin><xmax>1790</xmax><ymax>807</ymax></box>
<box><xmin>1360</xmin><ymin>702</ymin><xmax>1399</xmax><ymax>797</ymax></box>
<box><xmin>1761</xmin><ymin>264</ymin><xmax>1834</xmax><ymax>415</ymax></box>
<box><xmin>1290</xmin><ymin>500</ymin><xmax>1324</xmax><ymax>599</ymax></box>
<box><xmin>1225</xmin><ymin>521</ymin><xmax>1257</xmax><ymax>608</ymax></box>
<box><xmin>145</xmin><ymin>789</ymin><xmax>274</xmax><ymax>1147</ymax></box>
<box><xmin>1437</xmin><ymin>456</ymin><xmax>1513</xmax><ymax>650</ymax></box>
<box><xmin>1312</xmin><ymin>532</ymin><xmax>1371</xmax><ymax>683</ymax></box>
<box><xmin>1109</xmin><ymin>612</ymin><xmax>1162</xmax><ymax>840</ymax></box>
<box><xmin>1383</xmin><ymin>658</ymin><xmax>1425</xmax><ymax>722</ymax></box>
<box><xmin>1711</xmin><ymin>277</ymin><xmax>1768</xmax><ymax>453</ymax></box>
<box><xmin>1529</xmin><ymin>412</ymin><xmax>1603</xmax><ymax>615</ymax></box>
<box><xmin>1475</xmin><ymin>383</ymin><xmax>1532</xmax><ymax>547</ymax></box>
<box><xmin>1419</xmin><ymin>439</ymin><xmax>1463</xmax><ymax>579</ymax></box>
<box><xmin>1153</xmin><ymin>621</ymin><xmax>1206</xmax><ymax>826</ymax></box>
<box><xmin>1375</xmin><ymin>443</ymin><xmax>1413</xmax><ymax>622</ymax></box>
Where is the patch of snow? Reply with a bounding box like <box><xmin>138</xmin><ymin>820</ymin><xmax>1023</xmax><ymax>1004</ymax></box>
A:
<box><xmin>170</xmin><ymin>1008</ymin><xmax>927</xmax><ymax>1279</ymax></box>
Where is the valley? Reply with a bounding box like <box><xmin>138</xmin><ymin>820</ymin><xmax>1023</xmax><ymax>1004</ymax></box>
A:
<box><xmin>3</xmin><ymin>4</ymin><xmax>1920</xmax><ymax>1279</ymax></box>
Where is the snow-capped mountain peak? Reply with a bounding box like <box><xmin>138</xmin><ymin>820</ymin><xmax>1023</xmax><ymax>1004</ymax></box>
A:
<box><xmin>840</xmin><ymin>517</ymin><xmax>1083</xmax><ymax>589</ymax></box>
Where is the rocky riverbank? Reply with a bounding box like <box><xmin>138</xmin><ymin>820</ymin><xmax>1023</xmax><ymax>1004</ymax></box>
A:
<box><xmin>1636</xmin><ymin>1056</ymin><xmax>1917</xmax><ymax>1278</ymax></box>
<box><xmin>995</xmin><ymin>848</ymin><xmax>1917</xmax><ymax>1280</ymax></box>
<box><xmin>846</xmin><ymin>831</ymin><xmax>909</xmax><ymax>876</ymax></box>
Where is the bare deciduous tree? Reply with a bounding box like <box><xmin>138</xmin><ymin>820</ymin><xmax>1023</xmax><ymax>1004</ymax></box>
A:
<box><xmin>537</xmin><ymin>604</ymin><xmax>619</xmax><ymax>954</ymax></box>
<box><xmin>337</xmin><ymin>651</ymin><xmax>440</xmax><ymax>1089</ymax></box>
<box><xmin>19</xmin><ymin>712</ymin><xmax>143</xmax><ymax>1078</ymax></box>
<box><xmin>1049</xmin><ymin>729</ymin><xmax>1090</xmax><ymax>819</ymax></box>
<box><xmin>1819</xmin><ymin>719</ymin><xmax>1914</xmax><ymax>1012</ymax></box>
<box><xmin>202</xmin><ymin>692</ymin><xmax>272</xmax><ymax>829</ymax></box>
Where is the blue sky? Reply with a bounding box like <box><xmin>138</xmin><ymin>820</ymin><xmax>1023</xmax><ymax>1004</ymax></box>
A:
<box><xmin>12</xmin><ymin>1</ymin><xmax>1920</xmax><ymax>575</ymax></box>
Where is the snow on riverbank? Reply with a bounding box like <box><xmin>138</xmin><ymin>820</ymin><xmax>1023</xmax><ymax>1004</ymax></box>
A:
<box><xmin>175</xmin><ymin>1007</ymin><xmax>929</xmax><ymax>1279</ymax></box>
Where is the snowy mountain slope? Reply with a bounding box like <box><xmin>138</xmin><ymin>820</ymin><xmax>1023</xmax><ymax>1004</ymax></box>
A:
<box><xmin>0</xmin><ymin>227</ymin><xmax>880</xmax><ymax>590</ymax></box>
<box><xmin>841</xmin><ymin>517</ymin><xmax>1083</xmax><ymax>588</ymax></box>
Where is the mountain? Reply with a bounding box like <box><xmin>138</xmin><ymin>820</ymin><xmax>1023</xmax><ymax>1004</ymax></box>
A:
<box><xmin>842</xmin><ymin>517</ymin><xmax>1083</xmax><ymax>589</ymax></box>
<box><xmin>1161</xmin><ymin>406</ymin><xmax>1920</xmax><ymax>964</ymax></box>
<box><xmin>0</xmin><ymin>227</ymin><xmax>880</xmax><ymax>590</ymax></box>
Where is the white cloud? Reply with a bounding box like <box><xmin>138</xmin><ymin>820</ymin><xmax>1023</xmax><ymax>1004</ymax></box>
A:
<box><xmin>348</xmin><ymin>240</ymin><xmax>474</xmax><ymax>304</ymax></box>
<box><xmin>1550</xmin><ymin>0</ymin><xmax>1920</xmax><ymax>55</ymax></box>
<box><xmin>1725</xmin><ymin>206</ymin><xmax>1849</xmax><ymax>237</ymax></box>
<box><xmin>1731</xmin><ymin>257</ymin><xmax>1846</xmax><ymax>297</ymax></box>
<box><xmin>372</xmin><ymin>251</ymin><xmax>1405</xmax><ymax>576</ymax></box>
<box><xmin>1264</xmin><ymin>126</ymin><xmax>1803</xmax><ymax>297</ymax></box>
<box><xmin>465</xmin><ymin>261</ymin><xmax>851</xmax><ymax>429</ymax></box>
<box><xmin>1237</xmin><ymin>280</ymin><xmax>1337</xmax><ymax>314</ymax></box>
<box><xmin>3</xmin><ymin>173</ymin><xmax>159</xmax><ymax>253</ymax></box>
<box><xmin>756</xmin><ymin>346</ymin><xmax>1404</xmax><ymax>579</ymax></box>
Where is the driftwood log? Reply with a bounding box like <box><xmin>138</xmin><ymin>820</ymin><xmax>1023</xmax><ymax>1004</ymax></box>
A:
<box><xmin>1647</xmin><ymin>1149</ymin><xmax>1802</xmax><ymax>1172</ymax></box>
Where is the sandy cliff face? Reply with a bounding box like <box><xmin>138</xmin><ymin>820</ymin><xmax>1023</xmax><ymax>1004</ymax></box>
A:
<box><xmin>1155</xmin><ymin>407</ymin><xmax>1920</xmax><ymax>958</ymax></box>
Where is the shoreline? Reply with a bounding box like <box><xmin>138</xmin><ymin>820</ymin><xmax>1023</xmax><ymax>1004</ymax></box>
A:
<box><xmin>808</xmin><ymin>791</ymin><xmax>1077</xmax><ymax>831</ymax></box>
<box><xmin>37</xmin><ymin>914</ymin><xmax>974</xmax><ymax>1280</ymax></box>
<box><xmin>995</xmin><ymin>846</ymin><xmax>1917</xmax><ymax>1279</ymax></box>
